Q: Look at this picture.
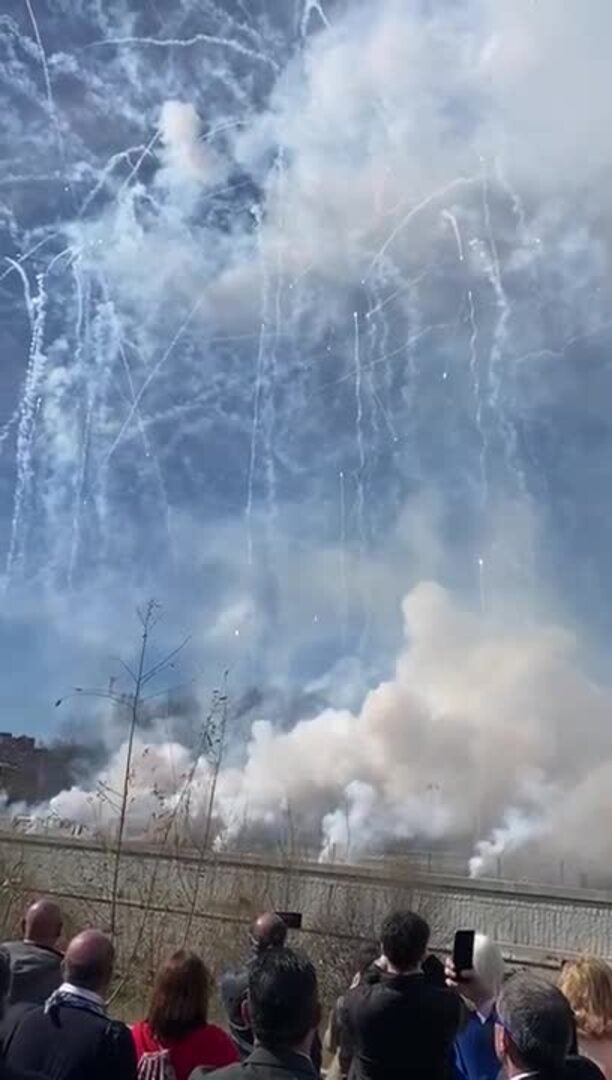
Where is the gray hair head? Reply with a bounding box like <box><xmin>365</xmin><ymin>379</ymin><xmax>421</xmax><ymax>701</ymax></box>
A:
<box><xmin>497</xmin><ymin>972</ymin><xmax>574</xmax><ymax>1073</ymax></box>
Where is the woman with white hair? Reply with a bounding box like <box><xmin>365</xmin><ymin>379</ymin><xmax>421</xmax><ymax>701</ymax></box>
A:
<box><xmin>445</xmin><ymin>933</ymin><xmax>506</xmax><ymax>1080</ymax></box>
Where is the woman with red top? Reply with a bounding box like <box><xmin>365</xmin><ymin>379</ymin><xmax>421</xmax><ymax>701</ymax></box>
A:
<box><xmin>132</xmin><ymin>950</ymin><xmax>239</xmax><ymax>1080</ymax></box>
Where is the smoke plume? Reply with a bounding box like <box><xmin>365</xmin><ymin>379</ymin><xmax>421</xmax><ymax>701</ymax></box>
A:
<box><xmin>21</xmin><ymin>581</ymin><xmax>611</xmax><ymax>883</ymax></box>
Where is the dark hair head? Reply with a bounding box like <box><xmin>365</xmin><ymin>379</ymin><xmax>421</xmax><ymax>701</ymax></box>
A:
<box><xmin>248</xmin><ymin>947</ymin><xmax>318</xmax><ymax>1050</ymax></box>
<box><xmin>381</xmin><ymin>911</ymin><xmax>430</xmax><ymax>971</ymax></box>
<box><xmin>497</xmin><ymin>972</ymin><xmax>574</xmax><ymax>1073</ymax></box>
<box><xmin>148</xmin><ymin>950</ymin><xmax>210</xmax><ymax>1041</ymax></box>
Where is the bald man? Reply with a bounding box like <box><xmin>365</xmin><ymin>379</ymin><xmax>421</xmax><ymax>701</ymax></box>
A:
<box><xmin>220</xmin><ymin>914</ymin><xmax>322</xmax><ymax>1073</ymax></box>
<box><xmin>220</xmin><ymin>913</ymin><xmax>289</xmax><ymax>1058</ymax></box>
<box><xmin>2</xmin><ymin>899</ymin><xmax>63</xmax><ymax>1006</ymax></box>
<box><xmin>3</xmin><ymin>930</ymin><xmax>136</xmax><ymax>1080</ymax></box>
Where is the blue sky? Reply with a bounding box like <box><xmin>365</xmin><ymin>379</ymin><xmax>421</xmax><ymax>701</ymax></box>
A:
<box><xmin>1</xmin><ymin>0</ymin><xmax>612</xmax><ymax>741</ymax></box>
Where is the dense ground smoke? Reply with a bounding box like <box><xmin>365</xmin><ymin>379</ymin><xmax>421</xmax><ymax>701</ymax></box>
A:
<box><xmin>28</xmin><ymin>581</ymin><xmax>612</xmax><ymax>879</ymax></box>
<box><xmin>2</xmin><ymin>2</ymin><xmax>612</xmax><ymax>876</ymax></box>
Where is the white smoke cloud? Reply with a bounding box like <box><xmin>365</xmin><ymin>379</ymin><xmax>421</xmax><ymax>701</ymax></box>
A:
<box><xmin>41</xmin><ymin>735</ymin><xmax>206</xmax><ymax>837</ymax></box>
<box><xmin>27</xmin><ymin>581</ymin><xmax>612</xmax><ymax>881</ymax></box>
<box><xmin>82</xmin><ymin>0</ymin><xmax>612</xmax><ymax>329</ymax></box>
<box><xmin>158</xmin><ymin>101</ymin><xmax>222</xmax><ymax>186</ymax></box>
<box><xmin>226</xmin><ymin>0</ymin><xmax>612</xmax><ymax>295</ymax></box>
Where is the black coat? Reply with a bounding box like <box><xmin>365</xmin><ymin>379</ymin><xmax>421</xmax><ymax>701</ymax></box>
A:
<box><xmin>0</xmin><ymin>1064</ymin><xmax>45</xmax><ymax>1080</ymax></box>
<box><xmin>2</xmin><ymin>942</ymin><xmax>62</xmax><ymax>1006</ymax></box>
<box><xmin>3</xmin><ymin>1002</ymin><xmax>137</xmax><ymax>1080</ymax></box>
<box><xmin>205</xmin><ymin>1046</ymin><xmax>317</xmax><ymax>1080</ymax></box>
<box><xmin>345</xmin><ymin>971</ymin><xmax>461</xmax><ymax>1080</ymax></box>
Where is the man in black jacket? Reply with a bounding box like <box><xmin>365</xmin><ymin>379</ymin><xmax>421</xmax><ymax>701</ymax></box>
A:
<box><xmin>3</xmin><ymin>929</ymin><xmax>137</xmax><ymax>1080</ymax></box>
<box><xmin>221</xmin><ymin>913</ymin><xmax>322</xmax><ymax>1075</ymax></box>
<box><xmin>202</xmin><ymin>946</ymin><xmax>321</xmax><ymax>1080</ymax></box>
<box><xmin>2</xmin><ymin>899</ymin><xmax>63</xmax><ymax>1006</ymax></box>
<box><xmin>345</xmin><ymin>911</ymin><xmax>461</xmax><ymax>1080</ymax></box>
<box><xmin>0</xmin><ymin>945</ymin><xmax>42</xmax><ymax>1080</ymax></box>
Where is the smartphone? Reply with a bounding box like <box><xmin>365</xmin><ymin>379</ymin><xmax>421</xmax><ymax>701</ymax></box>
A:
<box><xmin>277</xmin><ymin>911</ymin><xmax>302</xmax><ymax>930</ymax></box>
<box><xmin>452</xmin><ymin>930</ymin><xmax>475</xmax><ymax>976</ymax></box>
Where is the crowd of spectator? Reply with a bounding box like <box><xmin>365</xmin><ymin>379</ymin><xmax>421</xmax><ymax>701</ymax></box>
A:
<box><xmin>0</xmin><ymin>899</ymin><xmax>610</xmax><ymax>1080</ymax></box>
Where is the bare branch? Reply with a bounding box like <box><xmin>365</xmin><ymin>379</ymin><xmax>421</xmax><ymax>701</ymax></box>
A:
<box><xmin>141</xmin><ymin>635</ymin><xmax>192</xmax><ymax>687</ymax></box>
<box><xmin>114</xmin><ymin>657</ymin><xmax>138</xmax><ymax>683</ymax></box>
<box><xmin>141</xmin><ymin>676</ymin><xmax>200</xmax><ymax>704</ymax></box>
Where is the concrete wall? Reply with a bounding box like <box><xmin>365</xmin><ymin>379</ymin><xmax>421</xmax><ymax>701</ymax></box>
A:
<box><xmin>1</xmin><ymin>832</ymin><xmax>611</xmax><ymax>1015</ymax></box>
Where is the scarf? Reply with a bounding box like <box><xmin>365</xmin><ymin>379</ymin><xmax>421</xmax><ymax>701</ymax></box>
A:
<box><xmin>45</xmin><ymin>986</ymin><xmax>107</xmax><ymax>1019</ymax></box>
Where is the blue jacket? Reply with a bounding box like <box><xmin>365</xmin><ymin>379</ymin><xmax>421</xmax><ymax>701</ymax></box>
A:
<box><xmin>453</xmin><ymin>1013</ymin><xmax>499</xmax><ymax>1080</ymax></box>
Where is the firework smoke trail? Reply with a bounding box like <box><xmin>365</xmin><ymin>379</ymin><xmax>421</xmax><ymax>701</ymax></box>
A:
<box><xmin>246</xmin><ymin>322</ymin><xmax>266</xmax><ymax>567</ymax></box>
<box><xmin>338</xmin><ymin>469</ymin><xmax>348</xmax><ymax>646</ymax></box>
<box><xmin>0</xmin><ymin>409</ymin><xmax>20</xmax><ymax>456</ymax></box>
<box><xmin>365</xmin><ymin>177</ymin><xmax>477</xmax><ymax>279</ymax></box>
<box><xmin>441</xmin><ymin>209</ymin><xmax>465</xmax><ymax>263</ymax></box>
<box><xmin>78</xmin><ymin>133</ymin><xmax>160</xmax><ymax>218</ymax></box>
<box><xmin>101</xmin><ymin>293</ymin><xmax>208</xmax><ymax>471</ymax></box>
<box><xmin>479</xmin><ymin>173</ymin><xmax>530</xmax><ymax>505</ymax></box>
<box><xmin>88</xmin><ymin>32</ymin><xmax>279</xmax><ymax>74</ymax></box>
<box><xmin>66</xmin><ymin>259</ymin><xmax>88</xmax><ymax>588</ymax></box>
<box><xmin>23</xmin><ymin>0</ymin><xmax>63</xmax><ymax>162</ymax></box>
<box><xmin>466</xmin><ymin>286</ymin><xmax>488</xmax><ymax>512</ymax></box>
<box><xmin>353</xmin><ymin>311</ymin><xmax>367</xmax><ymax>553</ymax></box>
<box><xmin>6</xmin><ymin>269</ymin><xmax>47</xmax><ymax>580</ymax></box>
<box><xmin>261</xmin><ymin>154</ymin><xmax>286</xmax><ymax>540</ymax></box>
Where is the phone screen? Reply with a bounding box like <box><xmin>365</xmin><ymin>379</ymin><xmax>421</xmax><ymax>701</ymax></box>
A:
<box><xmin>453</xmin><ymin>930</ymin><xmax>475</xmax><ymax>975</ymax></box>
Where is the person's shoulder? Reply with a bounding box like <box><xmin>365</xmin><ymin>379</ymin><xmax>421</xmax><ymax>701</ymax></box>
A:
<box><xmin>220</xmin><ymin>967</ymin><xmax>248</xmax><ymax>1003</ymax></box>
<box><xmin>425</xmin><ymin>981</ymin><xmax>462</xmax><ymax>1018</ymax></box>
<box><xmin>379</xmin><ymin>975</ymin><xmax>460</xmax><ymax>1018</ymax></box>
<box><xmin>57</xmin><ymin>1004</ymin><xmax>109</xmax><ymax>1029</ymax></box>
<box><xmin>565</xmin><ymin>1055</ymin><xmax>607</xmax><ymax>1080</ymax></box>
<box><xmin>203</xmin><ymin>1022</ymin><xmax>239</xmax><ymax>1045</ymax></box>
<box><xmin>344</xmin><ymin>973</ymin><xmax>393</xmax><ymax>1019</ymax></box>
<box><xmin>3</xmin><ymin>1001</ymin><xmax>40</xmax><ymax>1024</ymax></box>
<box><xmin>3</xmin><ymin>1003</ymin><xmax>44</xmax><ymax>1036</ymax></box>
<box><xmin>343</xmin><ymin>980</ymin><xmax>372</xmax><ymax>1012</ymax></box>
<box><xmin>186</xmin><ymin>1022</ymin><xmax>230</xmax><ymax>1047</ymax></box>
<box><xmin>0</xmin><ymin>942</ymin><xmax>32</xmax><ymax>966</ymax></box>
<box><xmin>1</xmin><ymin>1064</ymin><xmax>47</xmax><ymax>1080</ymax></box>
<box><xmin>191</xmin><ymin>1061</ymin><xmax>244</xmax><ymax>1080</ymax></box>
<box><xmin>5</xmin><ymin>941</ymin><xmax>60</xmax><ymax>963</ymax></box>
<box><xmin>104</xmin><ymin>1017</ymin><xmax>133</xmax><ymax>1042</ymax></box>
<box><xmin>1</xmin><ymin>1009</ymin><xmax>45</xmax><ymax>1067</ymax></box>
<box><xmin>187</xmin><ymin>1023</ymin><xmax>240</xmax><ymax>1066</ymax></box>
<box><xmin>70</xmin><ymin>1012</ymin><xmax>131</xmax><ymax>1051</ymax></box>
<box><xmin>99</xmin><ymin>1016</ymin><xmax>137</xmax><ymax>1073</ymax></box>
